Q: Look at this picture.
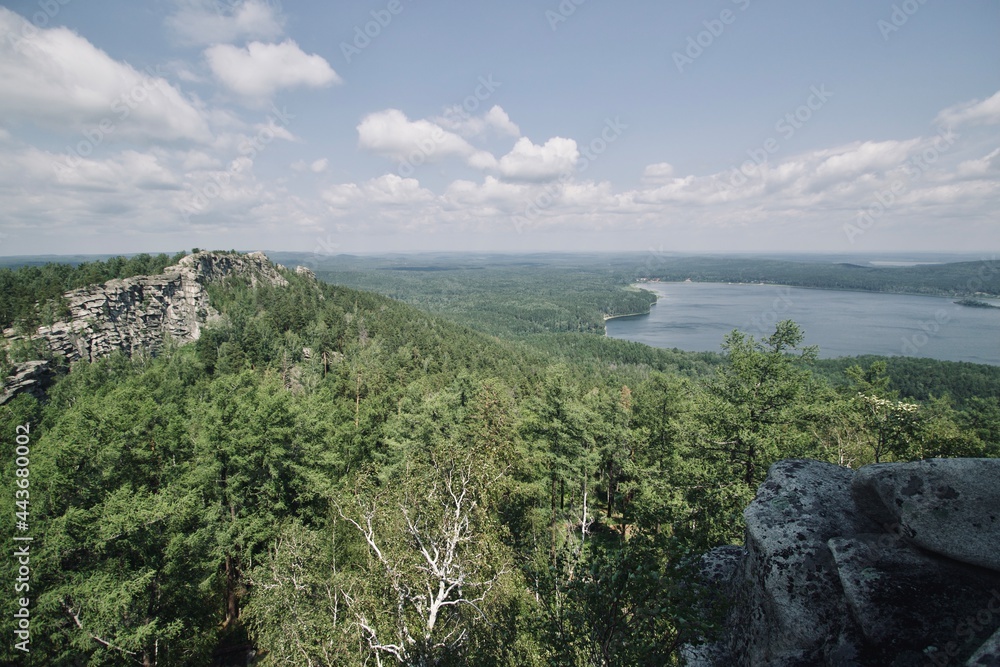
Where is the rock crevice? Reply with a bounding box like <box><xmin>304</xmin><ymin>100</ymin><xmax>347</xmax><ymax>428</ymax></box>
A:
<box><xmin>691</xmin><ymin>458</ymin><xmax>1000</xmax><ymax>667</ymax></box>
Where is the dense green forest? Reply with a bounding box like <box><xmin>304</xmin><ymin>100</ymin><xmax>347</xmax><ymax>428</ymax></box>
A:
<box><xmin>2</xmin><ymin>253</ymin><xmax>998</xmax><ymax>665</ymax></box>
<box><xmin>310</xmin><ymin>262</ymin><xmax>658</xmax><ymax>337</ymax></box>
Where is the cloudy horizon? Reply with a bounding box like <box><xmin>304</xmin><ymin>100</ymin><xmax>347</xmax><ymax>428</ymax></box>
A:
<box><xmin>0</xmin><ymin>0</ymin><xmax>997</xmax><ymax>257</ymax></box>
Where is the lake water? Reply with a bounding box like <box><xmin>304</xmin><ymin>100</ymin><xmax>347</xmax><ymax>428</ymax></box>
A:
<box><xmin>605</xmin><ymin>282</ymin><xmax>1000</xmax><ymax>366</ymax></box>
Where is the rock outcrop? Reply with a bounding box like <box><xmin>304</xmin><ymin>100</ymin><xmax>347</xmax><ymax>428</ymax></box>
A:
<box><xmin>691</xmin><ymin>458</ymin><xmax>1000</xmax><ymax>667</ymax></box>
<box><xmin>0</xmin><ymin>360</ymin><xmax>57</xmax><ymax>405</ymax></box>
<box><xmin>1</xmin><ymin>251</ymin><xmax>289</xmax><ymax>404</ymax></box>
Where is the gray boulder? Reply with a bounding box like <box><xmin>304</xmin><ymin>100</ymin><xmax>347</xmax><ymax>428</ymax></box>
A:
<box><xmin>852</xmin><ymin>458</ymin><xmax>1000</xmax><ymax>573</ymax></box>
<box><xmin>694</xmin><ymin>458</ymin><xmax>1000</xmax><ymax>667</ymax></box>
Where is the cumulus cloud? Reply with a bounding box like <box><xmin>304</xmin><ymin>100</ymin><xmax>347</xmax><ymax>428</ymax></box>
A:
<box><xmin>810</xmin><ymin>139</ymin><xmax>922</xmax><ymax>183</ymax></box>
<box><xmin>0</xmin><ymin>8</ymin><xmax>211</xmax><ymax>143</ymax></box>
<box><xmin>3</xmin><ymin>60</ymin><xmax>998</xmax><ymax>254</ymax></box>
<box><xmin>356</xmin><ymin>109</ymin><xmax>496</xmax><ymax>169</ymax></box>
<box><xmin>936</xmin><ymin>90</ymin><xmax>1000</xmax><ymax>127</ymax></box>
<box><xmin>956</xmin><ymin>148</ymin><xmax>1000</xmax><ymax>179</ymax></box>
<box><xmin>323</xmin><ymin>174</ymin><xmax>434</xmax><ymax>213</ymax></box>
<box><xmin>292</xmin><ymin>158</ymin><xmax>329</xmax><ymax>173</ymax></box>
<box><xmin>0</xmin><ymin>145</ymin><xmax>270</xmax><ymax>241</ymax></box>
<box><xmin>436</xmin><ymin>105</ymin><xmax>521</xmax><ymax>139</ymax></box>
<box><xmin>496</xmin><ymin>137</ymin><xmax>579</xmax><ymax>182</ymax></box>
<box><xmin>166</xmin><ymin>0</ymin><xmax>285</xmax><ymax>46</ymax></box>
<box><xmin>205</xmin><ymin>40</ymin><xmax>340</xmax><ymax>100</ymax></box>
<box><xmin>641</xmin><ymin>162</ymin><xmax>676</xmax><ymax>185</ymax></box>
<box><xmin>251</xmin><ymin>118</ymin><xmax>295</xmax><ymax>143</ymax></box>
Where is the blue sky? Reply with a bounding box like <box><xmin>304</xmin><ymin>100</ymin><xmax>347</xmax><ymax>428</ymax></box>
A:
<box><xmin>0</xmin><ymin>0</ymin><xmax>997</xmax><ymax>256</ymax></box>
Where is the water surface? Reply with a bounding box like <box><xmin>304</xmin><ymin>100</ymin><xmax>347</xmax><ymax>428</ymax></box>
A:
<box><xmin>605</xmin><ymin>282</ymin><xmax>1000</xmax><ymax>365</ymax></box>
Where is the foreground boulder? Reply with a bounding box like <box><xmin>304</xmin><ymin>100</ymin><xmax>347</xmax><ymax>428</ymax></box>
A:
<box><xmin>691</xmin><ymin>459</ymin><xmax>1000</xmax><ymax>666</ymax></box>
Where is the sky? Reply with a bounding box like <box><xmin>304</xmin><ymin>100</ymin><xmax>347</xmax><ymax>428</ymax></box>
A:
<box><xmin>0</xmin><ymin>0</ymin><xmax>998</xmax><ymax>257</ymax></box>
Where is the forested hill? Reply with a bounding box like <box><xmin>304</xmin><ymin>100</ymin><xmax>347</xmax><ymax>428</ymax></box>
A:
<box><xmin>636</xmin><ymin>256</ymin><xmax>1000</xmax><ymax>297</ymax></box>
<box><xmin>1</xmin><ymin>252</ymin><xmax>998</xmax><ymax>665</ymax></box>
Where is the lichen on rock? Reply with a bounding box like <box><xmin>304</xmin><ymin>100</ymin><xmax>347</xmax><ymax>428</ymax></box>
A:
<box><xmin>692</xmin><ymin>458</ymin><xmax>1000</xmax><ymax>666</ymax></box>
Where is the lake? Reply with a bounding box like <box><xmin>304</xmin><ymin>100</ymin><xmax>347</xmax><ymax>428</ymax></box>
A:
<box><xmin>605</xmin><ymin>282</ymin><xmax>1000</xmax><ymax>366</ymax></box>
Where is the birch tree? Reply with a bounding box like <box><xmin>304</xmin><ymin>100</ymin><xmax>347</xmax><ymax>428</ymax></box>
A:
<box><xmin>338</xmin><ymin>383</ymin><xmax>517</xmax><ymax>666</ymax></box>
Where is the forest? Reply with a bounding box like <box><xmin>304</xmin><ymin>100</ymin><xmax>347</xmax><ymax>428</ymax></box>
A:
<box><xmin>1</xmin><ymin>252</ymin><xmax>999</xmax><ymax>665</ymax></box>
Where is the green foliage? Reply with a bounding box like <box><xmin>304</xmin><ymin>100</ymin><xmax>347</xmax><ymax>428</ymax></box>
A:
<box><xmin>2</xmin><ymin>252</ymin><xmax>997</xmax><ymax>665</ymax></box>
<box><xmin>814</xmin><ymin>355</ymin><xmax>1000</xmax><ymax>409</ymax></box>
<box><xmin>314</xmin><ymin>261</ymin><xmax>658</xmax><ymax>338</ymax></box>
<box><xmin>702</xmin><ymin>321</ymin><xmax>817</xmax><ymax>488</ymax></box>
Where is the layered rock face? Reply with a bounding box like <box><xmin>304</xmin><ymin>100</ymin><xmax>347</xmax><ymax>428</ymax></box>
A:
<box><xmin>691</xmin><ymin>458</ymin><xmax>1000</xmax><ymax>667</ymax></box>
<box><xmin>1</xmin><ymin>252</ymin><xmax>288</xmax><ymax>404</ymax></box>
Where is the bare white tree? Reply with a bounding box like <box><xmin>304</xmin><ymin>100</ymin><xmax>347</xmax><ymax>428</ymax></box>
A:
<box><xmin>338</xmin><ymin>447</ymin><xmax>510</xmax><ymax>666</ymax></box>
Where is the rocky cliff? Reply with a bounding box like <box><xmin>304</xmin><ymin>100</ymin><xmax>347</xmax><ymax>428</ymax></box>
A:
<box><xmin>1</xmin><ymin>251</ymin><xmax>289</xmax><ymax>404</ymax></box>
<box><xmin>689</xmin><ymin>458</ymin><xmax>1000</xmax><ymax>667</ymax></box>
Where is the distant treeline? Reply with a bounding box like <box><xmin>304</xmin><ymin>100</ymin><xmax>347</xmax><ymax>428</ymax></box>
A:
<box><xmin>0</xmin><ymin>252</ymin><xmax>185</xmax><ymax>330</ymax></box>
<box><xmin>636</xmin><ymin>257</ymin><xmax>1000</xmax><ymax>297</ymax></box>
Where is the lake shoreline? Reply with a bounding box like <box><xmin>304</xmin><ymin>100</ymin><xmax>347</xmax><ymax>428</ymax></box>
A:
<box><xmin>606</xmin><ymin>281</ymin><xmax>1000</xmax><ymax>366</ymax></box>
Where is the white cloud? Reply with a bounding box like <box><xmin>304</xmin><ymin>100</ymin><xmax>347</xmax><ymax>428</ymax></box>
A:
<box><xmin>54</xmin><ymin>150</ymin><xmax>181</xmax><ymax>191</ymax></box>
<box><xmin>252</xmin><ymin>119</ymin><xmax>296</xmax><ymax>143</ymax></box>
<box><xmin>497</xmin><ymin>137</ymin><xmax>579</xmax><ymax>182</ymax></box>
<box><xmin>436</xmin><ymin>105</ymin><xmax>521</xmax><ymax>139</ymax></box>
<box><xmin>641</xmin><ymin>162</ymin><xmax>676</xmax><ymax>185</ymax></box>
<box><xmin>936</xmin><ymin>90</ymin><xmax>1000</xmax><ymax>127</ymax></box>
<box><xmin>322</xmin><ymin>175</ymin><xmax>436</xmax><ymax>225</ymax></box>
<box><xmin>166</xmin><ymin>0</ymin><xmax>285</xmax><ymax>46</ymax></box>
<box><xmin>181</xmin><ymin>150</ymin><xmax>222</xmax><ymax>170</ymax></box>
<box><xmin>0</xmin><ymin>8</ymin><xmax>211</xmax><ymax>143</ymax></box>
<box><xmin>811</xmin><ymin>139</ymin><xmax>922</xmax><ymax>183</ymax></box>
<box><xmin>444</xmin><ymin>176</ymin><xmax>530</xmax><ymax>208</ymax></box>
<box><xmin>292</xmin><ymin>158</ymin><xmax>329</xmax><ymax>173</ymax></box>
<box><xmin>3</xmin><ymin>67</ymin><xmax>998</xmax><ymax>254</ymax></box>
<box><xmin>957</xmin><ymin>148</ymin><xmax>1000</xmax><ymax>178</ymax></box>
<box><xmin>205</xmin><ymin>40</ymin><xmax>340</xmax><ymax>101</ymax></box>
<box><xmin>357</xmin><ymin>109</ymin><xmax>490</xmax><ymax>168</ymax></box>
